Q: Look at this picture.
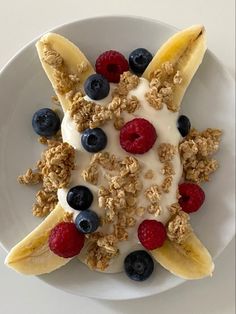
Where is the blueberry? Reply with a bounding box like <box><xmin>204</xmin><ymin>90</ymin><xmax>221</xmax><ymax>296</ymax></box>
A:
<box><xmin>129</xmin><ymin>48</ymin><xmax>153</xmax><ymax>75</ymax></box>
<box><xmin>32</xmin><ymin>108</ymin><xmax>60</xmax><ymax>137</ymax></box>
<box><xmin>81</xmin><ymin>128</ymin><xmax>107</xmax><ymax>153</ymax></box>
<box><xmin>75</xmin><ymin>209</ymin><xmax>100</xmax><ymax>234</ymax></box>
<box><xmin>177</xmin><ymin>115</ymin><xmax>191</xmax><ymax>137</ymax></box>
<box><xmin>67</xmin><ymin>186</ymin><xmax>93</xmax><ymax>211</ymax></box>
<box><xmin>84</xmin><ymin>74</ymin><xmax>110</xmax><ymax>100</ymax></box>
<box><xmin>124</xmin><ymin>250</ymin><xmax>154</xmax><ymax>281</ymax></box>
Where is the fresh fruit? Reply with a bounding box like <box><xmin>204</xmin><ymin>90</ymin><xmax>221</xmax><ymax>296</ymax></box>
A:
<box><xmin>5</xmin><ymin>204</ymin><xmax>71</xmax><ymax>275</ymax></box>
<box><xmin>49</xmin><ymin>222</ymin><xmax>85</xmax><ymax>258</ymax></box>
<box><xmin>120</xmin><ymin>118</ymin><xmax>157</xmax><ymax>154</ymax></box>
<box><xmin>151</xmin><ymin>233</ymin><xmax>214</xmax><ymax>279</ymax></box>
<box><xmin>124</xmin><ymin>250</ymin><xmax>154</xmax><ymax>281</ymax></box>
<box><xmin>84</xmin><ymin>74</ymin><xmax>110</xmax><ymax>100</ymax></box>
<box><xmin>129</xmin><ymin>48</ymin><xmax>153</xmax><ymax>74</ymax></box>
<box><xmin>95</xmin><ymin>50</ymin><xmax>129</xmax><ymax>83</ymax></box>
<box><xmin>143</xmin><ymin>25</ymin><xmax>207</xmax><ymax>112</ymax></box>
<box><xmin>138</xmin><ymin>220</ymin><xmax>167</xmax><ymax>250</ymax></box>
<box><xmin>32</xmin><ymin>108</ymin><xmax>60</xmax><ymax>137</ymax></box>
<box><xmin>75</xmin><ymin>210</ymin><xmax>100</xmax><ymax>234</ymax></box>
<box><xmin>81</xmin><ymin>128</ymin><xmax>107</xmax><ymax>152</ymax></box>
<box><xmin>36</xmin><ymin>33</ymin><xmax>94</xmax><ymax>112</ymax></box>
<box><xmin>67</xmin><ymin>185</ymin><xmax>93</xmax><ymax>211</ymax></box>
<box><xmin>177</xmin><ymin>115</ymin><xmax>191</xmax><ymax>137</ymax></box>
<box><xmin>179</xmin><ymin>183</ymin><xmax>205</xmax><ymax>213</ymax></box>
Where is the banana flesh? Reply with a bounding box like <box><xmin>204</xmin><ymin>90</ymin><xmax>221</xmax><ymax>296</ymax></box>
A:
<box><xmin>36</xmin><ymin>32</ymin><xmax>94</xmax><ymax>112</ymax></box>
<box><xmin>151</xmin><ymin>233</ymin><xmax>214</xmax><ymax>279</ymax></box>
<box><xmin>5</xmin><ymin>26</ymin><xmax>214</xmax><ymax>279</ymax></box>
<box><xmin>5</xmin><ymin>204</ymin><xmax>70</xmax><ymax>275</ymax></box>
<box><xmin>143</xmin><ymin>25</ymin><xmax>207</xmax><ymax>112</ymax></box>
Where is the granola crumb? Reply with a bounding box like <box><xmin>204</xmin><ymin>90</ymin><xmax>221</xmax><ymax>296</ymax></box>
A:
<box><xmin>147</xmin><ymin>204</ymin><xmax>161</xmax><ymax>215</ymax></box>
<box><xmin>144</xmin><ymin>169</ymin><xmax>154</xmax><ymax>179</ymax></box>
<box><xmin>161</xmin><ymin>175</ymin><xmax>173</xmax><ymax>193</ymax></box>
<box><xmin>51</xmin><ymin>95</ymin><xmax>60</xmax><ymax>105</ymax></box>
<box><xmin>168</xmin><ymin>202</ymin><xmax>182</xmax><ymax>215</ymax></box>
<box><xmin>113</xmin><ymin>116</ymin><xmax>124</xmax><ymax>130</ymax></box>
<box><xmin>161</xmin><ymin>161</ymin><xmax>175</xmax><ymax>176</ymax></box>
<box><xmin>42</xmin><ymin>44</ymin><xmax>63</xmax><ymax>68</ymax></box>
<box><xmin>167</xmin><ymin>211</ymin><xmax>192</xmax><ymax>243</ymax></box>
<box><xmin>135</xmin><ymin>207</ymin><xmax>145</xmax><ymax>217</ymax></box>
<box><xmin>145</xmin><ymin>185</ymin><xmax>161</xmax><ymax>204</ymax></box>
<box><xmin>158</xmin><ymin>143</ymin><xmax>176</xmax><ymax>163</ymax></box>
<box><xmin>81</xmin><ymin>163</ymin><xmax>99</xmax><ymax>185</ymax></box>
<box><xmin>63</xmin><ymin>211</ymin><xmax>74</xmax><ymax>222</ymax></box>
<box><xmin>32</xmin><ymin>189</ymin><xmax>58</xmax><ymax>217</ymax></box>
<box><xmin>18</xmin><ymin>168</ymin><xmax>42</xmax><ymax>185</ymax></box>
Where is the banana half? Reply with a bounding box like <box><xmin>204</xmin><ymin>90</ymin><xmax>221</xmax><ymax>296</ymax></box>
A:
<box><xmin>5</xmin><ymin>204</ymin><xmax>70</xmax><ymax>275</ymax></box>
<box><xmin>5</xmin><ymin>26</ymin><xmax>214</xmax><ymax>279</ymax></box>
<box><xmin>144</xmin><ymin>25</ymin><xmax>214</xmax><ymax>279</ymax></box>
<box><xmin>36</xmin><ymin>32</ymin><xmax>94</xmax><ymax>112</ymax></box>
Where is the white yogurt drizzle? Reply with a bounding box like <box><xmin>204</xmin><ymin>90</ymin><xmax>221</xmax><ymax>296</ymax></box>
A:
<box><xmin>58</xmin><ymin>78</ymin><xmax>182</xmax><ymax>273</ymax></box>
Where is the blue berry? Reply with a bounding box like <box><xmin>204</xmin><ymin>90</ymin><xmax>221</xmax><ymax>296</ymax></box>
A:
<box><xmin>124</xmin><ymin>250</ymin><xmax>154</xmax><ymax>281</ymax></box>
<box><xmin>129</xmin><ymin>48</ymin><xmax>153</xmax><ymax>74</ymax></box>
<box><xmin>75</xmin><ymin>209</ymin><xmax>100</xmax><ymax>234</ymax></box>
<box><xmin>67</xmin><ymin>186</ymin><xmax>93</xmax><ymax>211</ymax></box>
<box><xmin>177</xmin><ymin>115</ymin><xmax>191</xmax><ymax>137</ymax></box>
<box><xmin>81</xmin><ymin>128</ymin><xmax>107</xmax><ymax>153</ymax></box>
<box><xmin>32</xmin><ymin>108</ymin><xmax>60</xmax><ymax>137</ymax></box>
<box><xmin>84</xmin><ymin>74</ymin><xmax>110</xmax><ymax>100</ymax></box>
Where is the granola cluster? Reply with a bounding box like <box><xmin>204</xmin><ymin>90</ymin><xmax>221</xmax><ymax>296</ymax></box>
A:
<box><xmin>18</xmin><ymin>139</ymin><xmax>75</xmax><ymax>217</ymax></box>
<box><xmin>157</xmin><ymin>143</ymin><xmax>177</xmax><ymax>194</ymax></box>
<box><xmin>145</xmin><ymin>61</ymin><xmax>182</xmax><ymax>112</ymax></box>
<box><xmin>179</xmin><ymin>128</ymin><xmax>222</xmax><ymax>183</ymax></box>
<box><xmin>42</xmin><ymin>43</ymin><xmax>89</xmax><ymax>97</ymax></box>
<box><xmin>167</xmin><ymin>209</ymin><xmax>192</xmax><ymax>244</ymax></box>
<box><xmin>68</xmin><ymin>78</ymin><xmax>140</xmax><ymax>133</ymax></box>
<box><xmin>83</xmin><ymin>153</ymin><xmax>143</xmax><ymax>270</ymax></box>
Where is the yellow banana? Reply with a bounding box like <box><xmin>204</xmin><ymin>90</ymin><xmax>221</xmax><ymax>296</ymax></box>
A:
<box><xmin>151</xmin><ymin>233</ymin><xmax>214</xmax><ymax>279</ymax></box>
<box><xmin>5</xmin><ymin>204</ymin><xmax>69</xmax><ymax>275</ymax></box>
<box><xmin>143</xmin><ymin>24</ymin><xmax>206</xmax><ymax>112</ymax></box>
<box><xmin>36</xmin><ymin>32</ymin><xmax>94</xmax><ymax>112</ymax></box>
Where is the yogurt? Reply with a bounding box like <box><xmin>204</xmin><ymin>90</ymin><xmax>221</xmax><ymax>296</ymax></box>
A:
<box><xmin>58</xmin><ymin>78</ymin><xmax>182</xmax><ymax>273</ymax></box>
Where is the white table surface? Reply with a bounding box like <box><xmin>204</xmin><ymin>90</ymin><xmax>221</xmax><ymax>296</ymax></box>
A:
<box><xmin>0</xmin><ymin>0</ymin><xmax>235</xmax><ymax>313</ymax></box>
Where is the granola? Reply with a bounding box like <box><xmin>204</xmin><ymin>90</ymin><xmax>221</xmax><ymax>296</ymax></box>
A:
<box><xmin>145</xmin><ymin>62</ymin><xmax>183</xmax><ymax>112</ymax></box>
<box><xmin>179</xmin><ymin>128</ymin><xmax>222</xmax><ymax>183</ymax></box>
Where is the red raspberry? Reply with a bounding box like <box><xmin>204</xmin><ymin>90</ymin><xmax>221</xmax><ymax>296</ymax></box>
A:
<box><xmin>179</xmin><ymin>182</ymin><xmax>205</xmax><ymax>213</ymax></box>
<box><xmin>49</xmin><ymin>222</ymin><xmax>85</xmax><ymax>258</ymax></box>
<box><xmin>138</xmin><ymin>220</ymin><xmax>167</xmax><ymax>250</ymax></box>
<box><xmin>120</xmin><ymin>118</ymin><xmax>157</xmax><ymax>154</ymax></box>
<box><xmin>95</xmin><ymin>50</ymin><xmax>129</xmax><ymax>83</ymax></box>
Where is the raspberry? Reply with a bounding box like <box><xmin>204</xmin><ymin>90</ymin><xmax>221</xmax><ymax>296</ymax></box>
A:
<box><xmin>120</xmin><ymin>118</ymin><xmax>157</xmax><ymax>154</ymax></box>
<box><xmin>138</xmin><ymin>220</ymin><xmax>167</xmax><ymax>250</ymax></box>
<box><xmin>179</xmin><ymin>182</ymin><xmax>205</xmax><ymax>213</ymax></box>
<box><xmin>49</xmin><ymin>222</ymin><xmax>85</xmax><ymax>258</ymax></box>
<box><xmin>95</xmin><ymin>50</ymin><xmax>129</xmax><ymax>83</ymax></box>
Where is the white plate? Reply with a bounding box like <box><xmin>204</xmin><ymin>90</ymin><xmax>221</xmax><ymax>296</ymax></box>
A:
<box><xmin>0</xmin><ymin>16</ymin><xmax>235</xmax><ymax>300</ymax></box>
